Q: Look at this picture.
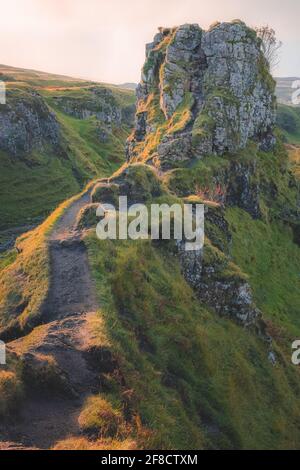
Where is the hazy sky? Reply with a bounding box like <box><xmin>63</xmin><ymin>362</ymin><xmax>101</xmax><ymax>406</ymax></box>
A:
<box><xmin>0</xmin><ymin>0</ymin><xmax>299</xmax><ymax>83</ymax></box>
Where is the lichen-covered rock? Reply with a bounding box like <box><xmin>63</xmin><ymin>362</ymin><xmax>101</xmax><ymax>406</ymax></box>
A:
<box><xmin>0</xmin><ymin>88</ymin><xmax>60</xmax><ymax>157</ymax></box>
<box><xmin>225</xmin><ymin>160</ymin><xmax>261</xmax><ymax>218</ymax></box>
<box><xmin>92</xmin><ymin>164</ymin><xmax>163</xmax><ymax>207</ymax></box>
<box><xmin>127</xmin><ymin>20</ymin><xmax>276</xmax><ymax>169</ymax></box>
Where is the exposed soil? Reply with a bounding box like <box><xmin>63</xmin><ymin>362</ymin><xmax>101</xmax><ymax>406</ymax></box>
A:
<box><xmin>0</xmin><ymin>189</ymin><xmax>105</xmax><ymax>450</ymax></box>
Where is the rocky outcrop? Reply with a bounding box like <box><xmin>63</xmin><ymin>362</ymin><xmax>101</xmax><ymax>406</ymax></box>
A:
<box><xmin>53</xmin><ymin>86</ymin><xmax>135</xmax><ymax>128</ymax></box>
<box><xmin>91</xmin><ymin>164</ymin><xmax>163</xmax><ymax>205</ymax></box>
<box><xmin>177</xmin><ymin>206</ymin><xmax>261</xmax><ymax>326</ymax></box>
<box><xmin>0</xmin><ymin>88</ymin><xmax>60</xmax><ymax>157</ymax></box>
<box><xmin>127</xmin><ymin>21</ymin><xmax>276</xmax><ymax>169</ymax></box>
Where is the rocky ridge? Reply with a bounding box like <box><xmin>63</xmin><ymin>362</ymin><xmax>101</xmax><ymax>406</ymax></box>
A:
<box><xmin>127</xmin><ymin>21</ymin><xmax>276</xmax><ymax>168</ymax></box>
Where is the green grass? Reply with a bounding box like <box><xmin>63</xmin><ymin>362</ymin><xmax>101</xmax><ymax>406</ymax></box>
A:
<box><xmin>165</xmin><ymin>155</ymin><xmax>229</xmax><ymax>197</ymax></box>
<box><xmin>85</xmin><ymin>235</ymin><xmax>300</xmax><ymax>449</ymax></box>
<box><xmin>0</xmin><ymin>370</ymin><xmax>23</xmax><ymax>417</ymax></box>
<box><xmin>0</xmin><ymin>77</ymin><xmax>134</xmax><ymax>231</ymax></box>
<box><xmin>226</xmin><ymin>208</ymin><xmax>300</xmax><ymax>338</ymax></box>
<box><xmin>277</xmin><ymin>105</ymin><xmax>300</xmax><ymax>144</ymax></box>
<box><xmin>0</xmin><ymin>149</ymin><xmax>81</xmax><ymax>230</ymax></box>
<box><xmin>0</xmin><ymin>250</ymin><xmax>17</xmax><ymax>272</ymax></box>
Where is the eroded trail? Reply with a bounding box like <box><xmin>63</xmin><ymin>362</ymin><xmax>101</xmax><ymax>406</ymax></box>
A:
<box><xmin>0</xmin><ymin>189</ymin><xmax>102</xmax><ymax>449</ymax></box>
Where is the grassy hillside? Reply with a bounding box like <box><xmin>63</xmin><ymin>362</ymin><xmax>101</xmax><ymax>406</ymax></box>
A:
<box><xmin>0</xmin><ymin>65</ymin><xmax>135</xmax><ymax>233</ymax></box>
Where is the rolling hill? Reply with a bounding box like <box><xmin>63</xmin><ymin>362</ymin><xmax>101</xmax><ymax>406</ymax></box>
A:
<box><xmin>0</xmin><ymin>64</ymin><xmax>135</xmax><ymax>248</ymax></box>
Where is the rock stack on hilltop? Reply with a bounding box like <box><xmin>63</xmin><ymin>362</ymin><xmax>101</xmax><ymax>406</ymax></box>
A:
<box><xmin>127</xmin><ymin>20</ymin><xmax>276</xmax><ymax>169</ymax></box>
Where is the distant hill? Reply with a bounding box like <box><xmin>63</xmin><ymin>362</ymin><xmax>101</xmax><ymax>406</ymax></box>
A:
<box><xmin>117</xmin><ymin>82</ymin><xmax>137</xmax><ymax>91</ymax></box>
<box><xmin>275</xmin><ymin>77</ymin><xmax>300</xmax><ymax>106</ymax></box>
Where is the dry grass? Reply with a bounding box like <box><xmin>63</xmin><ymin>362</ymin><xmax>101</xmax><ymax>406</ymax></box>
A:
<box><xmin>0</xmin><ymin>370</ymin><xmax>23</xmax><ymax>416</ymax></box>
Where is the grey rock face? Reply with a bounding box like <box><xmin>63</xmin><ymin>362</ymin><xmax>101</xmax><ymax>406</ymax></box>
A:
<box><xmin>0</xmin><ymin>89</ymin><xmax>60</xmax><ymax>157</ymax></box>
<box><xmin>127</xmin><ymin>21</ymin><xmax>276</xmax><ymax>168</ymax></box>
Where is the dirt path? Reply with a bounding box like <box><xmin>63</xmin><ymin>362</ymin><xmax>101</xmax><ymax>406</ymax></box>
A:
<box><xmin>0</xmin><ymin>188</ymin><xmax>103</xmax><ymax>450</ymax></box>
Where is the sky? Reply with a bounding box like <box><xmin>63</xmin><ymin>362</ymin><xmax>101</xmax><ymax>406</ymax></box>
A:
<box><xmin>0</xmin><ymin>0</ymin><xmax>299</xmax><ymax>84</ymax></box>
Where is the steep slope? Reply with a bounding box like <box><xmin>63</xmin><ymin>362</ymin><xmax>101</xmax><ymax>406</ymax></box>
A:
<box><xmin>277</xmin><ymin>104</ymin><xmax>300</xmax><ymax>144</ymax></box>
<box><xmin>275</xmin><ymin>77</ymin><xmax>300</xmax><ymax>106</ymax></box>
<box><xmin>0</xmin><ymin>183</ymin><xmax>136</xmax><ymax>449</ymax></box>
<box><xmin>0</xmin><ymin>65</ymin><xmax>135</xmax><ymax>238</ymax></box>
